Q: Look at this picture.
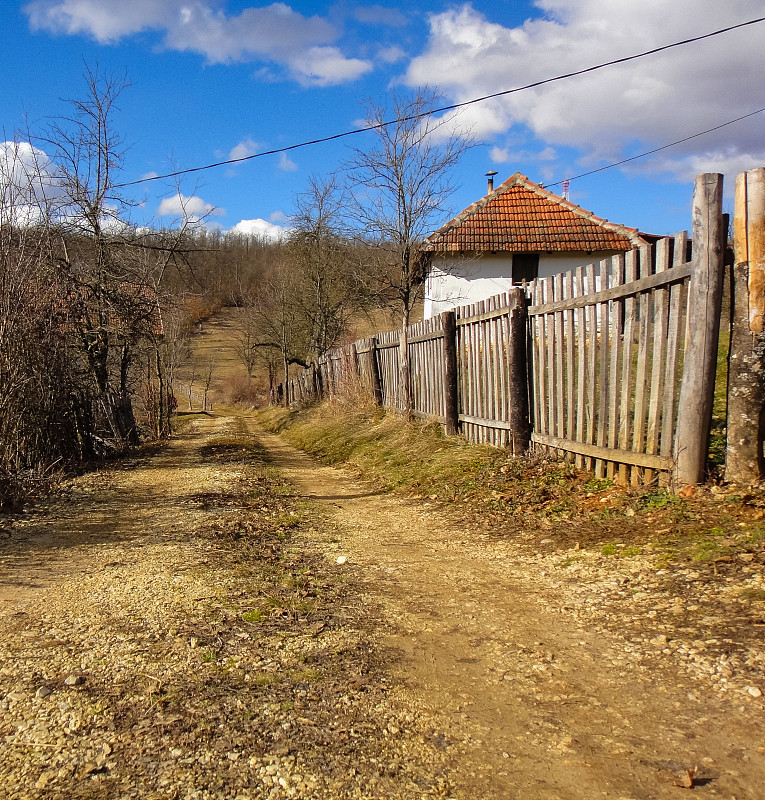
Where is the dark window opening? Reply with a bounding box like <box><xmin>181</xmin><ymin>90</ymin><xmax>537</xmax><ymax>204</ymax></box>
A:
<box><xmin>512</xmin><ymin>253</ymin><xmax>539</xmax><ymax>284</ymax></box>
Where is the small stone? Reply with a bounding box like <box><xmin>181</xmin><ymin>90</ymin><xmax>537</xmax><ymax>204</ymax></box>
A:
<box><xmin>746</xmin><ymin>686</ymin><xmax>762</xmax><ymax>698</ymax></box>
<box><xmin>64</xmin><ymin>675</ymin><xmax>85</xmax><ymax>687</ymax></box>
<box><xmin>36</xmin><ymin>686</ymin><xmax>53</xmax><ymax>698</ymax></box>
<box><xmin>335</xmin><ymin>556</ymin><xmax>348</xmax><ymax>565</ymax></box>
<box><xmin>35</xmin><ymin>770</ymin><xmax>56</xmax><ymax>789</ymax></box>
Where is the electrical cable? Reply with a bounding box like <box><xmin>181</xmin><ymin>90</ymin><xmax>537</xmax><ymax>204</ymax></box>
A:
<box><xmin>544</xmin><ymin>106</ymin><xmax>765</xmax><ymax>189</ymax></box>
<box><xmin>113</xmin><ymin>15</ymin><xmax>765</xmax><ymax>189</ymax></box>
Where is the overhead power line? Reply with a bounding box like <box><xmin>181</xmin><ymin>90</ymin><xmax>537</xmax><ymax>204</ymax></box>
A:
<box><xmin>113</xmin><ymin>15</ymin><xmax>765</xmax><ymax>190</ymax></box>
<box><xmin>545</xmin><ymin>105</ymin><xmax>765</xmax><ymax>189</ymax></box>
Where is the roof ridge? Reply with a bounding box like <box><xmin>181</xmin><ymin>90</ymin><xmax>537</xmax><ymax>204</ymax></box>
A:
<box><xmin>423</xmin><ymin>172</ymin><xmax>643</xmax><ymax>251</ymax></box>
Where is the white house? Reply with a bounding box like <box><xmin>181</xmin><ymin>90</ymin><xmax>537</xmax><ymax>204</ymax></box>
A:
<box><xmin>421</xmin><ymin>172</ymin><xmax>652</xmax><ymax>318</ymax></box>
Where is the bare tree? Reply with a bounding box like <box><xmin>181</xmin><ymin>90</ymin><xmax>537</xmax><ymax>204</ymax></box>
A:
<box><xmin>344</xmin><ymin>89</ymin><xmax>472</xmax><ymax>412</ymax></box>
<box><xmin>288</xmin><ymin>174</ymin><xmax>359</xmax><ymax>359</ymax></box>
<box><xmin>243</xmin><ymin>259</ymin><xmax>310</xmax><ymax>404</ymax></box>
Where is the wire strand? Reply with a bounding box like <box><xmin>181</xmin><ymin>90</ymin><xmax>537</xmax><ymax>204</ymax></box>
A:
<box><xmin>544</xmin><ymin>106</ymin><xmax>765</xmax><ymax>189</ymax></box>
<box><xmin>113</xmin><ymin>15</ymin><xmax>765</xmax><ymax>189</ymax></box>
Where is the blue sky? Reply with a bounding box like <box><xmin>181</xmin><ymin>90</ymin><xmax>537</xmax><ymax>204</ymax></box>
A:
<box><xmin>2</xmin><ymin>0</ymin><xmax>764</xmax><ymax>239</ymax></box>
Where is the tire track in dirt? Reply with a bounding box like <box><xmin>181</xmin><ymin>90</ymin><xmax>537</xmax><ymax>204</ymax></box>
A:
<box><xmin>250</xmin><ymin>415</ymin><xmax>765</xmax><ymax>800</ymax></box>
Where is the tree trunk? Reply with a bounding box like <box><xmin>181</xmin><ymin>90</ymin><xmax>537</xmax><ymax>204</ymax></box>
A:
<box><xmin>282</xmin><ymin>350</ymin><xmax>290</xmax><ymax>406</ymax></box>
<box><xmin>726</xmin><ymin>167</ymin><xmax>765</xmax><ymax>483</ymax></box>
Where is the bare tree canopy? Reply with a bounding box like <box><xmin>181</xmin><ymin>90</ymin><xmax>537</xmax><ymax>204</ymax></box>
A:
<box><xmin>344</xmin><ymin>88</ymin><xmax>473</xmax><ymax>411</ymax></box>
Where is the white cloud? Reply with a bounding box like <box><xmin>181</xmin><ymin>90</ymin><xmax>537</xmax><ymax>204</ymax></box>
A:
<box><xmin>377</xmin><ymin>45</ymin><xmax>406</xmax><ymax>64</ymax></box>
<box><xmin>231</xmin><ymin>217</ymin><xmax>288</xmax><ymax>241</ymax></box>
<box><xmin>229</xmin><ymin>138</ymin><xmax>258</xmax><ymax>161</ymax></box>
<box><xmin>269</xmin><ymin>210</ymin><xmax>287</xmax><ymax>222</ymax></box>
<box><xmin>277</xmin><ymin>152</ymin><xmax>297</xmax><ymax>172</ymax></box>
<box><xmin>24</xmin><ymin>0</ymin><xmax>172</xmax><ymax>42</ymax></box>
<box><xmin>157</xmin><ymin>192</ymin><xmax>223</xmax><ymax>222</ymax></box>
<box><xmin>25</xmin><ymin>0</ymin><xmax>372</xmax><ymax>86</ymax></box>
<box><xmin>404</xmin><ymin>1</ymin><xmax>765</xmax><ymax>180</ymax></box>
<box><xmin>490</xmin><ymin>146</ymin><xmax>510</xmax><ymax>164</ymax></box>
<box><xmin>288</xmin><ymin>46</ymin><xmax>371</xmax><ymax>86</ymax></box>
<box><xmin>490</xmin><ymin>144</ymin><xmax>558</xmax><ymax>166</ymax></box>
<box><xmin>0</xmin><ymin>140</ymin><xmax>58</xmax><ymax>225</ymax></box>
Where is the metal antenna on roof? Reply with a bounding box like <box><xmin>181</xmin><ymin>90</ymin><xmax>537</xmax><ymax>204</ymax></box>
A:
<box><xmin>562</xmin><ymin>178</ymin><xmax>571</xmax><ymax>200</ymax></box>
<box><xmin>485</xmin><ymin>170</ymin><xmax>498</xmax><ymax>193</ymax></box>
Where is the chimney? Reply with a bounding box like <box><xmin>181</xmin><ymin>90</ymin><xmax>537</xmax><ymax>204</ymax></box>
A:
<box><xmin>485</xmin><ymin>170</ymin><xmax>498</xmax><ymax>194</ymax></box>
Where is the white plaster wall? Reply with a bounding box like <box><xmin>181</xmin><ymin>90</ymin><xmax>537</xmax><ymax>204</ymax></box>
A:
<box><xmin>424</xmin><ymin>250</ymin><xmax>619</xmax><ymax>318</ymax></box>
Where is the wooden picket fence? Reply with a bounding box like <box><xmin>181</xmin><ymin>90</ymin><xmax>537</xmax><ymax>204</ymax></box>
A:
<box><xmin>277</xmin><ymin>174</ymin><xmax>726</xmax><ymax>486</ymax></box>
<box><xmin>527</xmin><ymin>236</ymin><xmax>693</xmax><ymax>485</ymax></box>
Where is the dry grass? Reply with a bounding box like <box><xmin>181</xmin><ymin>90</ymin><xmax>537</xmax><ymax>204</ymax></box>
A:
<box><xmin>257</xmin><ymin>399</ymin><xmax>765</xmax><ymax>580</ymax></box>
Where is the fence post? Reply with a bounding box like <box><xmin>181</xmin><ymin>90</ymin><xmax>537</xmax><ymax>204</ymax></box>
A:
<box><xmin>674</xmin><ymin>173</ymin><xmax>725</xmax><ymax>485</ymax></box>
<box><xmin>726</xmin><ymin>167</ymin><xmax>765</xmax><ymax>483</ymax></box>
<box><xmin>369</xmin><ymin>337</ymin><xmax>383</xmax><ymax>406</ymax></box>
<box><xmin>507</xmin><ymin>287</ymin><xmax>532</xmax><ymax>454</ymax></box>
<box><xmin>440</xmin><ymin>311</ymin><xmax>459</xmax><ymax>435</ymax></box>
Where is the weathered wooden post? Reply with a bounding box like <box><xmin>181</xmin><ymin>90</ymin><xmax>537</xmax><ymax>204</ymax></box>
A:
<box><xmin>726</xmin><ymin>167</ymin><xmax>765</xmax><ymax>483</ymax></box>
<box><xmin>369</xmin><ymin>337</ymin><xmax>384</xmax><ymax>406</ymax></box>
<box><xmin>507</xmin><ymin>287</ymin><xmax>532</xmax><ymax>455</ymax></box>
<box><xmin>440</xmin><ymin>311</ymin><xmax>459</xmax><ymax>435</ymax></box>
<box><xmin>674</xmin><ymin>173</ymin><xmax>725</xmax><ymax>485</ymax></box>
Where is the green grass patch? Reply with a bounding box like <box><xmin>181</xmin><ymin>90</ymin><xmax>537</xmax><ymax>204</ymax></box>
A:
<box><xmin>740</xmin><ymin>587</ymin><xmax>765</xmax><ymax>602</ymax></box>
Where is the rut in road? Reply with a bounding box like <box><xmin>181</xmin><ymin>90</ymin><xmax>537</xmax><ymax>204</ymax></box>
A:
<box><xmin>250</xmin><ymin>414</ymin><xmax>765</xmax><ymax>800</ymax></box>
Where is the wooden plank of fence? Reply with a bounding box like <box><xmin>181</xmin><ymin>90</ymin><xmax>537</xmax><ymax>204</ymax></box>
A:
<box><xmin>498</xmin><ymin>292</ymin><xmax>510</xmax><ymax>448</ymax></box>
<box><xmin>596</xmin><ymin>258</ymin><xmax>610</xmax><ymax>477</ymax></box>
<box><xmin>534</xmin><ymin>282</ymin><xmax>548</xmax><ymax>441</ymax></box>
<box><xmin>531</xmin><ymin>432</ymin><xmax>672</xmax><ymax>471</ymax></box>
<box><xmin>631</xmin><ymin>244</ymin><xmax>652</xmax><ymax>485</ymax></box>
<box><xmin>529</xmin><ymin>262</ymin><xmax>693</xmax><ymax>314</ymax></box>
<box><xmin>574</xmin><ymin>266</ymin><xmax>586</xmax><ymax>469</ymax></box>
<box><xmin>660</xmin><ymin>231</ymin><xmax>688</xmax><ymax>466</ymax></box>
<box><xmin>543</xmin><ymin>277</ymin><xmax>556</xmax><ymax>449</ymax></box>
<box><xmin>618</xmin><ymin>249</ymin><xmax>638</xmax><ymax>484</ymax></box>
<box><xmin>564</xmin><ymin>271</ymin><xmax>575</xmax><ymax>442</ymax></box>
<box><xmin>493</xmin><ymin>295</ymin><xmax>505</xmax><ymax>444</ymax></box>
<box><xmin>585</xmin><ymin>262</ymin><xmax>598</xmax><ymax>470</ymax></box>
<box><xmin>645</xmin><ymin>238</ymin><xmax>672</xmax><ymax>483</ymax></box>
<box><xmin>554</xmin><ymin>272</ymin><xmax>565</xmax><ymax>443</ymax></box>
<box><xmin>607</xmin><ymin>253</ymin><xmax>625</xmax><ymax>479</ymax></box>
<box><xmin>480</xmin><ymin>299</ymin><xmax>490</xmax><ymax>443</ymax></box>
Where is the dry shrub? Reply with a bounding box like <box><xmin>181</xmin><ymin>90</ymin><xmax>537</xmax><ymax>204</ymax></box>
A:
<box><xmin>220</xmin><ymin>375</ymin><xmax>263</xmax><ymax>407</ymax></box>
<box><xmin>324</xmin><ymin>373</ymin><xmax>381</xmax><ymax>418</ymax></box>
<box><xmin>184</xmin><ymin>295</ymin><xmax>222</xmax><ymax>325</ymax></box>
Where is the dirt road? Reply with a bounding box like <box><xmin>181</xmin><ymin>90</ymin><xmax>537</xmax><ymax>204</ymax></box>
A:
<box><xmin>0</xmin><ymin>411</ymin><xmax>763</xmax><ymax>799</ymax></box>
<box><xmin>254</xmin><ymin>416</ymin><xmax>765</xmax><ymax>800</ymax></box>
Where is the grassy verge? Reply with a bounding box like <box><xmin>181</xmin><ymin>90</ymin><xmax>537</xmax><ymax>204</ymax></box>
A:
<box><xmin>257</xmin><ymin>399</ymin><xmax>765</xmax><ymax>579</ymax></box>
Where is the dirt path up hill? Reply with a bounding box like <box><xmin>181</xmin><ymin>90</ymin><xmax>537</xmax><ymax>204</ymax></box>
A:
<box><xmin>0</xmin><ymin>410</ymin><xmax>762</xmax><ymax>800</ymax></box>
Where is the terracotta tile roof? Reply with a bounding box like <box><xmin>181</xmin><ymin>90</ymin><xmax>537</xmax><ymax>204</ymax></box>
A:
<box><xmin>423</xmin><ymin>173</ymin><xmax>646</xmax><ymax>253</ymax></box>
